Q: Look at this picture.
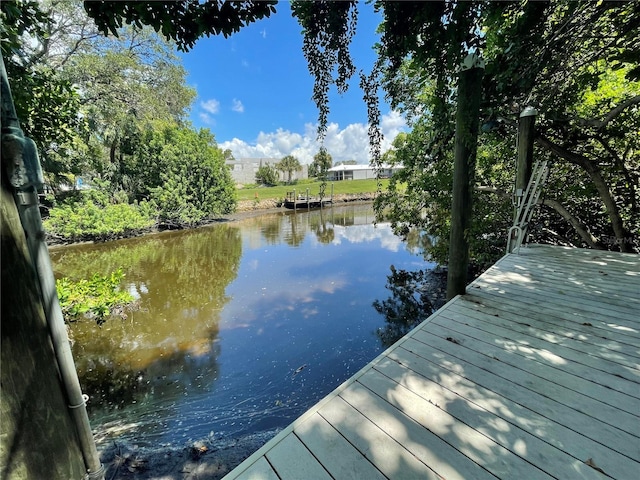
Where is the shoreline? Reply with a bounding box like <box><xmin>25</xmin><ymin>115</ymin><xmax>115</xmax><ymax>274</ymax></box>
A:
<box><xmin>97</xmin><ymin>429</ymin><xmax>282</xmax><ymax>480</ymax></box>
<box><xmin>47</xmin><ymin>193</ymin><xmax>378</xmax><ymax>248</ymax></box>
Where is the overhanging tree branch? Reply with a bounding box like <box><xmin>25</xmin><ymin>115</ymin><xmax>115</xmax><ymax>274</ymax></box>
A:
<box><xmin>535</xmin><ymin>134</ymin><xmax>632</xmax><ymax>251</ymax></box>
<box><xmin>576</xmin><ymin>94</ymin><xmax>640</xmax><ymax>129</ymax></box>
<box><xmin>476</xmin><ymin>185</ymin><xmax>602</xmax><ymax>249</ymax></box>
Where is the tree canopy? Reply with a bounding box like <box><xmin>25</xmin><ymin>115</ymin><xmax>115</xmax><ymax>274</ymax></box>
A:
<box><xmin>5</xmin><ymin>0</ymin><xmax>638</xmax><ymax>256</ymax></box>
<box><xmin>308</xmin><ymin>148</ymin><xmax>333</xmax><ymax>178</ymax></box>
<box><xmin>2</xmin><ymin>0</ymin><xmax>236</xmax><ymax>238</ymax></box>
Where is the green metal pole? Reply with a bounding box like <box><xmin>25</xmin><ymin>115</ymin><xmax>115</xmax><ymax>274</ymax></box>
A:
<box><xmin>1</xmin><ymin>56</ymin><xmax>105</xmax><ymax>480</ymax></box>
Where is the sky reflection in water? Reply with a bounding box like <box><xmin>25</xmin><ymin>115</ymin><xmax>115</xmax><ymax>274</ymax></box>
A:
<box><xmin>50</xmin><ymin>205</ymin><xmax>438</xmax><ymax>449</ymax></box>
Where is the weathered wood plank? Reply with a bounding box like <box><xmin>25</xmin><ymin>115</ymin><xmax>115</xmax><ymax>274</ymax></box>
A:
<box><xmin>517</xmin><ymin>245</ymin><xmax>640</xmax><ymax>268</ymax></box>
<box><xmin>468</xmin><ymin>281</ymin><xmax>639</xmax><ymax>330</ymax></box>
<box><xmin>458</xmin><ymin>295</ymin><xmax>640</xmax><ymax>355</ymax></box>
<box><xmin>465</xmin><ymin>286</ymin><xmax>640</xmax><ymax>360</ymax></box>
<box><xmin>465</xmin><ymin>290</ymin><xmax>640</xmax><ymax>356</ymax></box>
<box><xmin>477</xmin><ymin>270</ymin><xmax>640</xmax><ymax>313</ymax></box>
<box><xmin>495</xmin><ymin>259</ymin><xmax>640</xmax><ymax>299</ymax></box>
<box><xmin>462</xmin><ymin>292</ymin><xmax>640</xmax><ymax>347</ymax></box>
<box><xmin>233</xmin><ymin>457</ymin><xmax>279</xmax><ymax>480</ymax></box>
<box><xmin>488</xmin><ymin>272</ymin><xmax>640</xmax><ymax>309</ymax></box>
<box><xmin>397</xmin><ymin>338</ymin><xmax>640</xmax><ymax>459</ymax></box>
<box><xmin>319</xmin><ymin>394</ymin><xmax>445</xmax><ymax>480</ymax></box>
<box><xmin>505</xmin><ymin>247</ymin><xmax>640</xmax><ymax>277</ymax></box>
<box><xmin>354</xmin><ymin>370</ymin><xmax>556</xmax><ymax>479</ymax></box>
<box><xmin>371</xmin><ymin>358</ymin><xmax>610</xmax><ymax>480</ymax></box>
<box><xmin>295</xmin><ymin>413</ymin><xmax>387</xmax><ymax>480</ymax></box>
<box><xmin>385</xmin><ymin>348</ymin><xmax>640</xmax><ymax>480</ymax></box>
<box><xmin>439</xmin><ymin>303</ymin><xmax>640</xmax><ymax>398</ymax></box>
<box><xmin>470</xmin><ymin>278</ymin><xmax>639</xmax><ymax>323</ymax></box>
<box><xmin>337</xmin><ymin>379</ymin><xmax>499</xmax><ymax>480</ymax></box>
<box><xmin>265</xmin><ymin>434</ymin><xmax>331</xmax><ymax>480</ymax></box>
<box><xmin>411</xmin><ymin>327</ymin><xmax>640</xmax><ymax>435</ymax></box>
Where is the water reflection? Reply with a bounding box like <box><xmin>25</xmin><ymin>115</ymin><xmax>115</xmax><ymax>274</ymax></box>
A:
<box><xmin>373</xmin><ymin>267</ymin><xmax>447</xmax><ymax>347</ymax></box>
<box><xmin>50</xmin><ymin>204</ymin><xmax>443</xmax><ymax>452</ymax></box>
<box><xmin>50</xmin><ymin>225</ymin><xmax>241</xmax><ymax>415</ymax></box>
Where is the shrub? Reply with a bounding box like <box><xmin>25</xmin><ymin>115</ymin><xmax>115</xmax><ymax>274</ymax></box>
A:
<box><xmin>56</xmin><ymin>268</ymin><xmax>135</xmax><ymax>325</ymax></box>
<box><xmin>44</xmin><ymin>196</ymin><xmax>155</xmax><ymax>241</ymax></box>
<box><xmin>255</xmin><ymin>163</ymin><xmax>279</xmax><ymax>186</ymax></box>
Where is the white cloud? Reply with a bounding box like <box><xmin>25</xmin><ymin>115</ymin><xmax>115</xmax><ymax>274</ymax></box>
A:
<box><xmin>220</xmin><ymin>112</ymin><xmax>407</xmax><ymax>164</ymax></box>
<box><xmin>232</xmin><ymin>99</ymin><xmax>244</xmax><ymax>113</ymax></box>
<box><xmin>260</xmin><ymin>29</ymin><xmax>267</xmax><ymax>39</ymax></box>
<box><xmin>200</xmin><ymin>99</ymin><xmax>220</xmax><ymax>114</ymax></box>
<box><xmin>329</xmin><ymin>223</ymin><xmax>403</xmax><ymax>252</ymax></box>
<box><xmin>199</xmin><ymin>112</ymin><xmax>215</xmax><ymax>125</ymax></box>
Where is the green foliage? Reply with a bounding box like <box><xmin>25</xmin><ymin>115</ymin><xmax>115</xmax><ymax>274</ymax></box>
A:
<box><xmin>255</xmin><ymin>163</ymin><xmax>279</xmax><ymax>186</ymax></box>
<box><xmin>56</xmin><ymin>269</ymin><xmax>134</xmax><ymax>324</ymax></box>
<box><xmin>309</xmin><ymin>148</ymin><xmax>333</xmax><ymax>178</ymax></box>
<box><xmin>141</xmin><ymin>122</ymin><xmax>236</xmax><ymax>227</ymax></box>
<box><xmin>84</xmin><ymin>0</ymin><xmax>277</xmax><ymax>51</ymax></box>
<box><xmin>1</xmin><ymin>0</ymin><xmax>84</xmax><ymax>186</ymax></box>
<box><xmin>44</xmin><ymin>192</ymin><xmax>155</xmax><ymax>242</ymax></box>
<box><xmin>291</xmin><ymin>1</ymin><xmax>358</xmax><ymax>137</ymax></box>
<box><xmin>275</xmin><ymin>154</ymin><xmax>303</xmax><ymax>183</ymax></box>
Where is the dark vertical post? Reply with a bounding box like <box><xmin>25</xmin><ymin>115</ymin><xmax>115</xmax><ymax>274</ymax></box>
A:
<box><xmin>516</xmin><ymin>106</ymin><xmax>537</xmax><ymax>198</ymax></box>
<box><xmin>446</xmin><ymin>55</ymin><xmax>485</xmax><ymax>300</ymax></box>
<box><xmin>508</xmin><ymin>106</ymin><xmax>537</xmax><ymax>253</ymax></box>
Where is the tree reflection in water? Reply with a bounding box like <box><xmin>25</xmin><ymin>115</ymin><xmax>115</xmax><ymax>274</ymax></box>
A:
<box><xmin>373</xmin><ymin>266</ymin><xmax>447</xmax><ymax>348</ymax></box>
<box><xmin>51</xmin><ymin>224</ymin><xmax>242</xmax><ymax>415</ymax></box>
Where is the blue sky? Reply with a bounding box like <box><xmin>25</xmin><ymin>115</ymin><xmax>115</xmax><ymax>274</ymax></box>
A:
<box><xmin>179</xmin><ymin>2</ymin><xmax>406</xmax><ymax>164</ymax></box>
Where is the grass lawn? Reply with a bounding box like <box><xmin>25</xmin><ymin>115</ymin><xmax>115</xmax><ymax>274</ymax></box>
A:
<box><xmin>236</xmin><ymin>179</ymin><xmax>390</xmax><ymax>201</ymax></box>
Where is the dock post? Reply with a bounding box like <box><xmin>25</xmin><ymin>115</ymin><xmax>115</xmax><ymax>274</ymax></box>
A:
<box><xmin>293</xmin><ymin>189</ymin><xmax>296</xmax><ymax>212</ymax></box>
<box><xmin>447</xmin><ymin>54</ymin><xmax>484</xmax><ymax>300</ymax></box>
<box><xmin>508</xmin><ymin>107</ymin><xmax>538</xmax><ymax>253</ymax></box>
<box><xmin>306</xmin><ymin>188</ymin><xmax>310</xmax><ymax>209</ymax></box>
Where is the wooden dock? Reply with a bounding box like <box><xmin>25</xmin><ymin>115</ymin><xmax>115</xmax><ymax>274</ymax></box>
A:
<box><xmin>283</xmin><ymin>189</ymin><xmax>333</xmax><ymax>210</ymax></box>
<box><xmin>224</xmin><ymin>245</ymin><xmax>640</xmax><ymax>480</ymax></box>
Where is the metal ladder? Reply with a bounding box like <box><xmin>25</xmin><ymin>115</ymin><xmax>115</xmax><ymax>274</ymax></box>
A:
<box><xmin>507</xmin><ymin>160</ymin><xmax>550</xmax><ymax>253</ymax></box>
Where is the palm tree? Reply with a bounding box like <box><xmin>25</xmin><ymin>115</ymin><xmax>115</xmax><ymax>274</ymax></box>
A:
<box><xmin>276</xmin><ymin>155</ymin><xmax>302</xmax><ymax>183</ymax></box>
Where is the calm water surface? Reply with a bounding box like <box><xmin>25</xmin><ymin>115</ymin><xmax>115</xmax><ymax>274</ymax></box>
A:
<box><xmin>50</xmin><ymin>204</ymin><xmax>441</xmax><ymax>453</ymax></box>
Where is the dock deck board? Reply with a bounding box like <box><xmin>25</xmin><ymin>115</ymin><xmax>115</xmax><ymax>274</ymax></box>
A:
<box><xmin>224</xmin><ymin>245</ymin><xmax>640</xmax><ymax>479</ymax></box>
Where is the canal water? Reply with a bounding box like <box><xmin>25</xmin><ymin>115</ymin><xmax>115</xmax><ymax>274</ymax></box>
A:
<box><xmin>50</xmin><ymin>204</ymin><xmax>444</xmax><ymax>461</ymax></box>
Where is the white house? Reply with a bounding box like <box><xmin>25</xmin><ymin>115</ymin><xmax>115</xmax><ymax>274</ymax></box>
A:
<box><xmin>327</xmin><ymin>164</ymin><xmax>403</xmax><ymax>181</ymax></box>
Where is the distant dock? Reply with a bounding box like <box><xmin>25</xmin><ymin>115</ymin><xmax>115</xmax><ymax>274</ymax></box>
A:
<box><xmin>283</xmin><ymin>188</ymin><xmax>333</xmax><ymax>210</ymax></box>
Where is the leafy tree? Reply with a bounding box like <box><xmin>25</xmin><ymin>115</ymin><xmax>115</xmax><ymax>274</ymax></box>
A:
<box><xmin>64</xmin><ymin>26</ymin><xmax>196</xmax><ymax>196</ymax></box>
<box><xmin>255</xmin><ymin>162</ymin><xmax>279</xmax><ymax>186</ymax></box>
<box><xmin>308</xmin><ymin>148</ymin><xmax>333</xmax><ymax>178</ymax></box>
<box><xmin>139</xmin><ymin>122</ymin><xmax>236</xmax><ymax>227</ymax></box>
<box><xmin>76</xmin><ymin>0</ymin><xmax>640</xmax><ymax>258</ymax></box>
<box><xmin>84</xmin><ymin>0</ymin><xmax>277</xmax><ymax>51</ymax></box>
<box><xmin>276</xmin><ymin>154</ymin><xmax>303</xmax><ymax>184</ymax></box>
<box><xmin>1</xmin><ymin>0</ymin><xmax>84</xmax><ymax>188</ymax></box>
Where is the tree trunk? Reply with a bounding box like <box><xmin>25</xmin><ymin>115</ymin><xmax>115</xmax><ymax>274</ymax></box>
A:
<box><xmin>539</xmin><ymin>198</ymin><xmax>603</xmax><ymax>249</ymax></box>
<box><xmin>477</xmin><ymin>185</ymin><xmax>602</xmax><ymax>249</ymax></box>
<box><xmin>536</xmin><ymin>135</ymin><xmax>633</xmax><ymax>252</ymax></box>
